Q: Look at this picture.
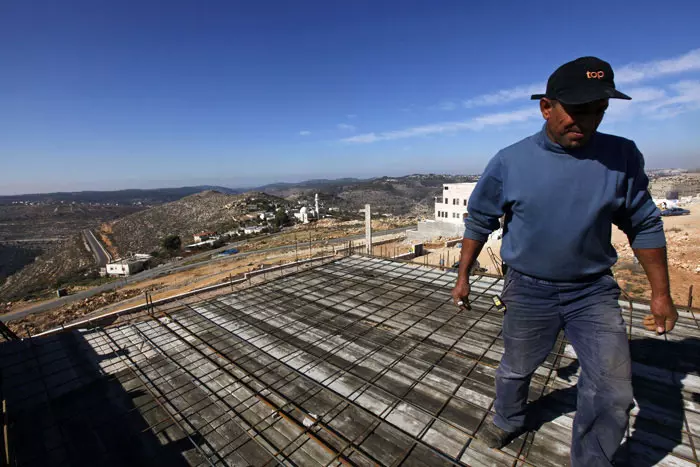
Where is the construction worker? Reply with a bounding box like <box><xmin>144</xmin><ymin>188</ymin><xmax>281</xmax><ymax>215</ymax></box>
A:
<box><xmin>451</xmin><ymin>57</ymin><xmax>678</xmax><ymax>467</ymax></box>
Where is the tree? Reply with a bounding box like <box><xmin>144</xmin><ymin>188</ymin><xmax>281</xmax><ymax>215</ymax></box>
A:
<box><xmin>161</xmin><ymin>234</ymin><xmax>182</xmax><ymax>252</ymax></box>
<box><xmin>272</xmin><ymin>208</ymin><xmax>289</xmax><ymax>230</ymax></box>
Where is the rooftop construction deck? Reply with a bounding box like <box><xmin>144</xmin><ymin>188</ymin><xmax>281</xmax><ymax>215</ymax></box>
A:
<box><xmin>1</xmin><ymin>255</ymin><xmax>699</xmax><ymax>466</ymax></box>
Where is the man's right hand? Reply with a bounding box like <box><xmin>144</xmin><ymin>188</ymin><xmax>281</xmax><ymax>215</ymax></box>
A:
<box><xmin>451</xmin><ymin>279</ymin><xmax>470</xmax><ymax>306</ymax></box>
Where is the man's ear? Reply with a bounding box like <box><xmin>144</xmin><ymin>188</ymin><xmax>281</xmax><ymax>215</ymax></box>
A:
<box><xmin>540</xmin><ymin>98</ymin><xmax>553</xmax><ymax>120</ymax></box>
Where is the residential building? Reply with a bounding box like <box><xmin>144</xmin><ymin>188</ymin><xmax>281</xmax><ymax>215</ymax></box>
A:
<box><xmin>193</xmin><ymin>231</ymin><xmax>217</xmax><ymax>243</ymax></box>
<box><xmin>243</xmin><ymin>225</ymin><xmax>266</xmax><ymax>235</ymax></box>
<box><xmin>294</xmin><ymin>207</ymin><xmax>310</xmax><ymax>224</ymax></box>
<box><xmin>184</xmin><ymin>239</ymin><xmax>218</xmax><ymax>250</ymax></box>
<box><xmin>434</xmin><ymin>182</ymin><xmax>477</xmax><ymax>225</ymax></box>
<box><xmin>106</xmin><ymin>254</ymin><xmax>151</xmax><ymax>276</ymax></box>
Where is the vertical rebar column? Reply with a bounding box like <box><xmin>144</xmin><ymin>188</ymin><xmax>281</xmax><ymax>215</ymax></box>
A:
<box><xmin>689</xmin><ymin>285</ymin><xmax>694</xmax><ymax>309</ymax></box>
<box><xmin>2</xmin><ymin>398</ymin><xmax>8</xmax><ymax>466</ymax></box>
<box><xmin>365</xmin><ymin>204</ymin><xmax>372</xmax><ymax>255</ymax></box>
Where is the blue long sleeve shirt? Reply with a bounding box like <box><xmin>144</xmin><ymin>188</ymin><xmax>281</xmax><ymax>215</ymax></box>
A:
<box><xmin>464</xmin><ymin>125</ymin><xmax>665</xmax><ymax>281</ymax></box>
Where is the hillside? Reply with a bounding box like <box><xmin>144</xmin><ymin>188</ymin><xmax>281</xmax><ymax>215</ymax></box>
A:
<box><xmin>263</xmin><ymin>174</ymin><xmax>478</xmax><ymax>216</ymax></box>
<box><xmin>0</xmin><ymin>202</ymin><xmax>145</xmax><ymax>302</ymax></box>
<box><xmin>0</xmin><ymin>203</ymin><xmax>144</xmax><ymax>242</ymax></box>
<box><xmin>0</xmin><ymin>174</ymin><xmax>476</xmax><ymax>301</ymax></box>
<box><xmin>107</xmin><ymin>190</ymin><xmax>288</xmax><ymax>255</ymax></box>
<box><xmin>0</xmin><ymin>234</ymin><xmax>94</xmax><ymax>302</ymax></box>
<box><xmin>0</xmin><ymin>185</ymin><xmax>241</xmax><ymax>206</ymax></box>
<box><xmin>0</xmin><ymin>244</ymin><xmax>41</xmax><ymax>282</ymax></box>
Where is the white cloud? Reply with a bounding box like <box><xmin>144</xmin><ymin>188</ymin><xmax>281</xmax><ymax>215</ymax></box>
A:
<box><xmin>616</xmin><ymin>49</ymin><xmax>700</xmax><ymax>84</ymax></box>
<box><xmin>337</xmin><ymin>123</ymin><xmax>356</xmax><ymax>131</ymax></box>
<box><xmin>438</xmin><ymin>101</ymin><xmax>458</xmax><ymax>111</ymax></box>
<box><xmin>461</xmin><ymin>48</ymin><xmax>700</xmax><ymax>109</ymax></box>
<box><xmin>299</xmin><ymin>130</ymin><xmax>311</xmax><ymax>136</ymax></box>
<box><xmin>342</xmin><ymin>107</ymin><xmax>539</xmax><ymax>143</ymax></box>
<box><xmin>463</xmin><ymin>83</ymin><xmax>544</xmax><ymax>108</ymax></box>
<box><xmin>620</xmin><ymin>86</ymin><xmax>668</xmax><ymax>102</ymax></box>
<box><xmin>604</xmin><ymin>86</ymin><xmax>668</xmax><ymax>120</ymax></box>
<box><xmin>351</xmin><ymin>50</ymin><xmax>700</xmax><ymax>146</ymax></box>
<box><xmin>347</xmin><ymin>114</ymin><xmax>357</xmax><ymax>119</ymax></box>
<box><xmin>645</xmin><ymin>80</ymin><xmax>700</xmax><ymax>119</ymax></box>
<box><xmin>604</xmin><ymin>81</ymin><xmax>700</xmax><ymax>122</ymax></box>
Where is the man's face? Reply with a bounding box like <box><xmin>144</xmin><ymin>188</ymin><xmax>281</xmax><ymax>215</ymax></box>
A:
<box><xmin>540</xmin><ymin>98</ymin><xmax>608</xmax><ymax>149</ymax></box>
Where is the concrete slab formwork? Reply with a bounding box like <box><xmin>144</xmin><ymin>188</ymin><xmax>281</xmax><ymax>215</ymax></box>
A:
<box><xmin>1</xmin><ymin>255</ymin><xmax>699</xmax><ymax>466</ymax></box>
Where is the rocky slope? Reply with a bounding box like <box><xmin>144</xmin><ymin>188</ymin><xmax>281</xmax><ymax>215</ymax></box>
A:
<box><xmin>108</xmin><ymin>191</ymin><xmax>288</xmax><ymax>255</ymax></box>
<box><xmin>265</xmin><ymin>174</ymin><xmax>478</xmax><ymax>216</ymax></box>
<box><xmin>0</xmin><ymin>234</ymin><xmax>94</xmax><ymax>302</ymax></box>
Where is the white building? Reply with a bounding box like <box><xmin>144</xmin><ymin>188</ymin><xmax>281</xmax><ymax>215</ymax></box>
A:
<box><xmin>244</xmin><ymin>225</ymin><xmax>266</xmax><ymax>235</ymax></box>
<box><xmin>184</xmin><ymin>239</ymin><xmax>218</xmax><ymax>250</ymax></box>
<box><xmin>293</xmin><ymin>207</ymin><xmax>310</xmax><ymax>224</ymax></box>
<box><xmin>106</xmin><ymin>254</ymin><xmax>151</xmax><ymax>277</ymax></box>
<box><xmin>193</xmin><ymin>231</ymin><xmax>216</xmax><ymax>243</ymax></box>
<box><xmin>434</xmin><ymin>183</ymin><xmax>477</xmax><ymax>225</ymax></box>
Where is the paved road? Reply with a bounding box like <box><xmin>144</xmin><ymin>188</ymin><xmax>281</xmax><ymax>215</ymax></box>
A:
<box><xmin>1</xmin><ymin>226</ymin><xmax>414</xmax><ymax>323</ymax></box>
<box><xmin>83</xmin><ymin>229</ymin><xmax>111</xmax><ymax>266</ymax></box>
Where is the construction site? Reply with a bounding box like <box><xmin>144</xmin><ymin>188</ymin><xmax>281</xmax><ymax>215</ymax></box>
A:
<box><xmin>3</xmin><ymin>2</ymin><xmax>700</xmax><ymax>464</ymax></box>
<box><xmin>1</xmin><ymin>248</ymin><xmax>699</xmax><ymax>467</ymax></box>
<box><xmin>1</xmin><ymin>193</ymin><xmax>700</xmax><ymax>467</ymax></box>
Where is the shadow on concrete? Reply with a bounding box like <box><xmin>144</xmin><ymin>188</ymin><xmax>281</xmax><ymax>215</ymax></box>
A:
<box><xmin>0</xmin><ymin>330</ymin><xmax>209</xmax><ymax>466</ymax></box>
<box><xmin>525</xmin><ymin>337</ymin><xmax>699</xmax><ymax>466</ymax></box>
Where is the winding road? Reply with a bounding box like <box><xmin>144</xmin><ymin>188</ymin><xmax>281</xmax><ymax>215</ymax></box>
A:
<box><xmin>83</xmin><ymin>229</ymin><xmax>111</xmax><ymax>266</ymax></box>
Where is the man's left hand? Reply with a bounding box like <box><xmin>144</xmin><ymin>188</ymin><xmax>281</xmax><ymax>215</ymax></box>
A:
<box><xmin>643</xmin><ymin>295</ymin><xmax>678</xmax><ymax>334</ymax></box>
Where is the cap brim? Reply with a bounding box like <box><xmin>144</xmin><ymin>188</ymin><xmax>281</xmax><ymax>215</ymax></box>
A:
<box><xmin>530</xmin><ymin>88</ymin><xmax>632</xmax><ymax>103</ymax></box>
<box><xmin>608</xmin><ymin>88</ymin><xmax>632</xmax><ymax>100</ymax></box>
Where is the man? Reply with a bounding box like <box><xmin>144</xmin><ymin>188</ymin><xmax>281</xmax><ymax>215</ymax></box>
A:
<box><xmin>451</xmin><ymin>56</ymin><xmax>678</xmax><ymax>467</ymax></box>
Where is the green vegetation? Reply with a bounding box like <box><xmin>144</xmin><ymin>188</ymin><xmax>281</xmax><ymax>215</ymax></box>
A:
<box><xmin>272</xmin><ymin>208</ymin><xmax>291</xmax><ymax>230</ymax></box>
<box><xmin>161</xmin><ymin>234</ymin><xmax>182</xmax><ymax>252</ymax></box>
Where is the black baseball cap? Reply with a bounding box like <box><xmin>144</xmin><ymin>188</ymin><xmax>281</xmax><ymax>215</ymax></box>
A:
<box><xmin>531</xmin><ymin>56</ymin><xmax>631</xmax><ymax>105</ymax></box>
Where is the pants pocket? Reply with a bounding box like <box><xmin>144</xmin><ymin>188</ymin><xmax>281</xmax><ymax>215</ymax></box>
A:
<box><xmin>594</xmin><ymin>327</ymin><xmax>631</xmax><ymax>381</ymax></box>
<box><xmin>501</xmin><ymin>270</ymin><xmax>516</xmax><ymax>299</ymax></box>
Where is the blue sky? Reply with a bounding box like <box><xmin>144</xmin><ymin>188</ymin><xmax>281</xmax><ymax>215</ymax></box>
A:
<box><xmin>1</xmin><ymin>0</ymin><xmax>699</xmax><ymax>195</ymax></box>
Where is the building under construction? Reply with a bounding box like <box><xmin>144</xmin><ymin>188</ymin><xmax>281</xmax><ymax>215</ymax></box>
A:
<box><xmin>1</xmin><ymin>255</ymin><xmax>699</xmax><ymax>466</ymax></box>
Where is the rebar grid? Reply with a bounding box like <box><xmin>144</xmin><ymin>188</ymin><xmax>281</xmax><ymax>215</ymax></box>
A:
<box><xmin>2</xmin><ymin>255</ymin><xmax>699</xmax><ymax>467</ymax></box>
<box><xmin>102</xmin><ymin>260</ymin><xmax>516</xmax><ymax>467</ymax></box>
<box><xmin>148</xmin><ymin>260</ymin><xmax>700</xmax><ymax>467</ymax></box>
<box><xmin>195</xmin><ymin>277</ymin><xmax>511</xmax><ymax>459</ymax></box>
<box><xmin>132</xmin><ymin>259</ymin><xmax>537</xmax><ymax>465</ymax></box>
<box><xmin>123</xmin><ymin>258</ymin><xmax>482</xmax><ymax>466</ymax></box>
<box><xmin>105</xmin><ymin>322</ymin><xmax>305</xmax><ymax>466</ymax></box>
